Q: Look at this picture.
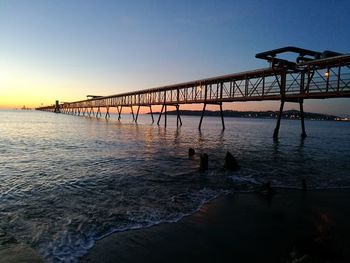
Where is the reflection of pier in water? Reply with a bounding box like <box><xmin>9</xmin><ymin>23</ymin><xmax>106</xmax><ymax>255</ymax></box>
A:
<box><xmin>36</xmin><ymin>47</ymin><xmax>350</xmax><ymax>138</ymax></box>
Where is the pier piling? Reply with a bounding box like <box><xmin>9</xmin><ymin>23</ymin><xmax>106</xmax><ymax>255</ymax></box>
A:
<box><xmin>199</xmin><ymin>103</ymin><xmax>225</xmax><ymax>130</ymax></box>
<box><xmin>54</xmin><ymin>100</ymin><xmax>60</xmax><ymax>113</ymax></box>
<box><xmin>273</xmin><ymin>100</ymin><xmax>285</xmax><ymax>139</ymax></box>
<box><xmin>299</xmin><ymin>100</ymin><xmax>307</xmax><ymax>138</ymax></box>
<box><xmin>157</xmin><ymin>105</ymin><xmax>165</xmax><ymax>126</ymax></box>
<box><xmin>149</xmin><ymin>106</ymin><xmax>154</xmax><ymax>123</ymax></box>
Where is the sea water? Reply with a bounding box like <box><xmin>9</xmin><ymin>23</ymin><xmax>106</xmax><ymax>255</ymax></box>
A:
<box><xmin>0</xmin><ymin>110</ymin><xmax>349</xmax><ymax>262</ymax></box>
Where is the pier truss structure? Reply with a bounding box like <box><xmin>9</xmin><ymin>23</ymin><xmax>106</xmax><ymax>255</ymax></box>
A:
<box><xmin>36</xmin><ymin>47</ymin><xmax>350</xmax><ymax>138</ymax></box>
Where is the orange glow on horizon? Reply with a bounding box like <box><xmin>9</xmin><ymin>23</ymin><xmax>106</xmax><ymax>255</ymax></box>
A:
<box><xmin>1</xmin><ymin>64</ymin><xmax>348</xmax><ymax>116</ymax></box>
<box><xmin>0</xmin><ymin>98</ymin><xmax>314</xmax><ymax>113</ymax></box>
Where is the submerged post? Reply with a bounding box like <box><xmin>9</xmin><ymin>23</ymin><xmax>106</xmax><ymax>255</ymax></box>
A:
<box><xmin>299</xmin><ymin>100</ymin><xmax>307</xmax><ymax>138</ymax></box>
<box><xmin>273</xmin><ymin>100</ymin><xmax>285</xmax><ymax>139</ymax></box>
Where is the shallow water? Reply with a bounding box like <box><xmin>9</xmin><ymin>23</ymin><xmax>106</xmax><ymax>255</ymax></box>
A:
<box><xmin>0</xmin><ymin>110</ymin><xmax>349</xmax><ymax>262</ymax></box>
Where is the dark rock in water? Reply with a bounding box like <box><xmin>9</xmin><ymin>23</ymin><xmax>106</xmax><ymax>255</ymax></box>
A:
<box><xmin>259</xmin><ymin>182</ymin><xmax>275</xmax><ymax>196</ymax></box>
<box><xmin>188</xmin><ymin>148</ymin><xmax>195</xmax><ymax>157</ymax></box>
<box><xmin>224</xmin><ymin>151</ymin><xmax>240</xmax><ymax>171</ymax></box>
<box><xmin>200</xmin><ymin>153</ymin><xmax>208</xmax><ymax>171</ymax></box>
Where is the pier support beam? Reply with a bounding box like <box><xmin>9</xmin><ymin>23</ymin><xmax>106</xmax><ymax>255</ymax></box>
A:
<box><xmin>220</xmin><ymin>103</ymin><xmax>225</xmax><ymax>130</ymax></box>
<box><xmin>299</xmin><ymin>100</ymin><xmax>307</xmax><ymax>138</ymax></box>
<box><xmin>117</xmin><ymin>106</ymin><xmax>122</xmax><ymax>120</ymax></box>
<box><xmin>96</xmin><ymin>107</ymin><xmax>102</xmax><ymax>118</ymax></box>
<box><xmin>149</xmin><ymin>106</ymin><xmax>154</xmax><ymax>123</ymax></box>
<box><xmin>157</xmin><ymin>104</ymin><xmax>181</xmax><ymax>127</ymax></box>
<box><xmin>199</xmin><ymin>103</ymin><xmax>207</xmax><ymax>130</ymax></box>
<box><xmin>54</xmin><ymin>100</ymin><xmax>60</xmax><ymax>113</ymax></box>
<box><xmin>135</xmin><ymin>106</ymin><xmax>140</xmax><ymax>122</ymax></box>
<box><xmin>273</xmin><ymin>99</ymin><xmax>307</xmax><ymax>139</ymax></box>
<box><xmin>198</xmin><ymin>102</ymin><xmax>225</xmax><ymax>130</ymax></box>
<box><xmin>133</xmin><ymin>105</ymin><xmax>155</xmax><ymax>123</ymax></box>
<box><xmin>157</xmin><ymin>105</ymin><xmax>165</xmax><ymax>126</ymax></box>
<box><xmin>130</xmin><ymin>106</ymin><xmax>135</xmax><ymax>121</ymax></box>
<box><xmin>89</xmin><ymin>107</ymin><xmax>94</xmax><ymax>117</ymax></box>
<box><xmin>176</xmin><ymin>105</ymin><xmax>182</xmax><ymax>127</ymax></box>
<box><xmin>273</xmin><ymin>100</ymin><xmax>285</xmax><ymax>139</ymax></box>
<box><xmin>105</xmin><ymin>107</ymin><xmax>110</xmax><ymax>118</ymax></box>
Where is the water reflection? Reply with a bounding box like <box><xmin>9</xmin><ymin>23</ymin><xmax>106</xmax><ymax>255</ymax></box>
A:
<box><xmin>0</xmin><ymin>111</ymin><xmax>349</xmax><ymax>262</ymax></box>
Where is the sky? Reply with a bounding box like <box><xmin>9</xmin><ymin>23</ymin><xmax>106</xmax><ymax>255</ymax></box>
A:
<box><xmin>0</xmin><ymin>0</ymin><xmax>349</xmax><ymax>116</ymax></box>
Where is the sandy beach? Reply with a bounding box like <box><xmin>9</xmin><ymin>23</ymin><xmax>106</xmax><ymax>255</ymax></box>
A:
<box><xmin>81</xmin><ymin>189</ymin><xmax>350</xmax><ymax>263</ymax></box>
<box><xmin>1</xmin><ymin>188</ymin><xmax>350</xmax><ymax>262</ymax></box>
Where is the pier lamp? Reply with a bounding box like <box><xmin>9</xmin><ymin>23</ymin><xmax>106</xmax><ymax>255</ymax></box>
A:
<box><xmin>324</xmin><ymin>69</ymin><xmax>330</xmax><ymax>78</ymax></box>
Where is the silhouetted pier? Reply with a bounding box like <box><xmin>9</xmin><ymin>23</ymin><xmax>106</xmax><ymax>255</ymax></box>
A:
<box><xmin>36</xmin><ymin>47</ymin><xmax>350</xmax><ymax>138</ymax></box>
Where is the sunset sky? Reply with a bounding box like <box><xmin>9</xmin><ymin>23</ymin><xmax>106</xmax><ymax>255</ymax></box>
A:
<box><xmin>1</xmin><ymin>0</ymin><xmax>350</xmax><ymax>116</ymax></box>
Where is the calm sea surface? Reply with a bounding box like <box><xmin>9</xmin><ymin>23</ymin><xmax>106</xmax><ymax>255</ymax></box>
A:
<box><xmin>0</xmin><ymin>110</ymin><xmax>349</xmax><ymax>262</ymax></box>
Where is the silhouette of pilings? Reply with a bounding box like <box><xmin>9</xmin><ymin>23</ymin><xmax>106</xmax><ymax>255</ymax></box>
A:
<box><xmin>157</xmin><ymin>104</ymin><xmax>182</xmax><ymax>128</ymax></box>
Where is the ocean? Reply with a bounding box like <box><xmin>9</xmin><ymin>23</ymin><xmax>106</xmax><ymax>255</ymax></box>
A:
<box><xmin>0</xmin><ymin>110</ymin><xmax>349</xmax><ymax>262</ymax></box>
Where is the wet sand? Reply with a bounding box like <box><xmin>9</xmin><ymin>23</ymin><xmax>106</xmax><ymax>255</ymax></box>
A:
<box><xmin>81</xmin><ymin>189</ymin><xmax>350</xmax><ymax>263</ymax></box>
<box><xmin>0</xmin><ymin>243</ymin><xmax>44</xmax><ymax>263</ymax></box>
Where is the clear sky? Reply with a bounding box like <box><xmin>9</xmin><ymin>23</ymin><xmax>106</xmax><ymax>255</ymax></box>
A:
<box><xmin>1</xmin><ymin>0</ymin><xmax>349</xmax><ymax>116</ymax></box>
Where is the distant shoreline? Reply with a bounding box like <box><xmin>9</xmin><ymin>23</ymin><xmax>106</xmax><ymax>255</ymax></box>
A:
<box><xmin>148</xmin><ymin>109</ymin><xmax>341</xmax><ymax>121</ymax></box>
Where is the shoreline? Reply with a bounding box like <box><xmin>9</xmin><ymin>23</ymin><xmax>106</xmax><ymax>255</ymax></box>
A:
<box><xmin>81</xmin><ymin>188</ymin><xmax>350</xmax><ymax>263</ymax></box>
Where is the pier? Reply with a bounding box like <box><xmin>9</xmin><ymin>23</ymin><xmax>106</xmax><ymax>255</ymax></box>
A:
<box><xmin>36</xmin><ymin>47</ymin><xmax>350</xmax><ymax>138</ymax></box>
